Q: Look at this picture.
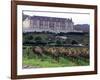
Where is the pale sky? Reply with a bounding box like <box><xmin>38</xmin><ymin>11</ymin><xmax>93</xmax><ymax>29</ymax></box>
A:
<box><xmin>23</xmin><ymin>10</ymin><xmax>90</xmax><ymax>25</ymax></box>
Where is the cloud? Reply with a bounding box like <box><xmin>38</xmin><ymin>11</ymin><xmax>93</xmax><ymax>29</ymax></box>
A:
<box><xmin>23</xmin><ymin>10</ymin><xmax>90</xmax><ymax>25</ymax></box>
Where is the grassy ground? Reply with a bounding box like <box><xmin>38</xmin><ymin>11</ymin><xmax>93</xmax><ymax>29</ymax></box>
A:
<box><xmin>23</xmin><ymin>56</ymin><xmax>89</xmax><ymax>68</ymax></box>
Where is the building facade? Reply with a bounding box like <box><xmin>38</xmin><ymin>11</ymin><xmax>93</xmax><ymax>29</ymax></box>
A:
<box><xmin>23</xmin><ymin>16</ymin><xmax>74</xmax><ymax>33</ymax></box>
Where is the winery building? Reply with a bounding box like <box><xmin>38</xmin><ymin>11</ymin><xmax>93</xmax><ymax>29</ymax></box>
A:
<box><xmin>23</xmin><ymin>15</ymin><xmax>74</xmax><ymax>33</ymax></box>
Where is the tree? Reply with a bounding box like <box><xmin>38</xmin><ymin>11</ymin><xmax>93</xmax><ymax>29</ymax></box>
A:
<box><xmin>27</xmin><ymin>35</ymin><xmax>33</xmax><ymax>40</ymax></box>
<box><xmin>65</xmin><ymin>38</ymin><xmax>71</xmax><ymax>44</ymax></box>
<box><xmin>56</xmin><ymin>40</ymin><xmax>62</xmax><ymax>45</ymax></box>
<box><xmin>71</xmin><ymin>40</ymin><xmax>78</xmax><ymax>45</ymax></box>
<box><xmin>35</xmin><ymin>36</ymin><xmax>42</xmax><ymax>43</ymax></box>
<box><xmin>23</xmin><ymin>34</ymin><xmax>33</xmax><ymax>44</ymax></box>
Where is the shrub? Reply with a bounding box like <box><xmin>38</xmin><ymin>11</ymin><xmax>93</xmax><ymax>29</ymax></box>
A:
<box><xmin>35</xmin><ymin>36</ymin><xmax>42</xmax><ymax>41</ymax></box>
<box><xmin>56</xmin><ymin>40</ymin><xmax>62</xmax><ymax>45</ymax></box>
<box><xmin>71</xmin><ymin>40</ymin><xmax>78</xmax><ymax>45</ymax></box>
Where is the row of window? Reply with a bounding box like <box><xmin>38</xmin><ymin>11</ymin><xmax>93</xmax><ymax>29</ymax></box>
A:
<box><xmin>31</xmin><ymin>20</ymin><xmax>73</xmax><ymax>28</ymax></box>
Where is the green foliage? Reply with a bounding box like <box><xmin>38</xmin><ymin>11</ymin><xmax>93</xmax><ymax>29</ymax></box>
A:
<box><xmin>71</xmin><ymin>40</ymin><xmax>78</xmax><ymax>45</ymax></box>
<box><xmin>23</xmin><ymin>46</ymin><xmax>89</xmax><ymax>68</ymax></box>
<box><xmin>22</xmin><ymin>32</ymin><xmax>89</xmax><ymax>68</ymax></box>
<box><xmin>35</xmin><ymin>36</ymin><xmax>42</xmax><ymax>42</ymax></box>
<box><xmin>23</xmin><ymin>34</ymin><xmax>33</xmax><ymax>42</ymax></box>
<box><xmin>23</xmin><ymin>56</ymin><xmax>89</xmax><ymax>68</ymax></box>
<box><xmin>23</xmin><ymin>32</ymin><xmax>89</xmax><ymax>46</ymax></box>
<box><xmin>23</xmin><ymin>46</ymin><xmax>36</xmax><ymax>59</ymax></box>
<box><xmin>65</xmin><ymin>38</ymin><xmax>72</xmax><ymax>44</ymax></box>
<box><xmin>56</xmin><ymin>40</ymin><xmax>62</xmax><ymax>45</ymax></box>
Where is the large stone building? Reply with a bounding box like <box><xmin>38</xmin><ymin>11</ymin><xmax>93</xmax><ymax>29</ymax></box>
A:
<box><xmin>23</xmin><ymin>15</ymin><xmax>74</xmax><ymax>33</ymax></box>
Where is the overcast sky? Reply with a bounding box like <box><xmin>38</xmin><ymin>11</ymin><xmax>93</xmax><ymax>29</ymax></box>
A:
<box><xmin>23</xmin><ymin>10</ymin><xmax>90</xmax><ymax>25</ymax></box>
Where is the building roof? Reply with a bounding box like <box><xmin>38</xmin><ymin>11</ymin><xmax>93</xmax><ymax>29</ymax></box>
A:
<box><xmin>30</xmin><ymin>15</ymin><xmax>72</xmax><ymax>22</ymax></box>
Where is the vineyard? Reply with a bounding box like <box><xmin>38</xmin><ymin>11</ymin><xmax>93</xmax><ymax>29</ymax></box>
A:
<box><xmin>23</xmin><ymin>46</ymin><xmax>89</xmax><ymax>68</ymax></box>
<box><xmin>22</xmin><ymin>32</ymin><xmax>89</xmax><ymax>68</ymax></box>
